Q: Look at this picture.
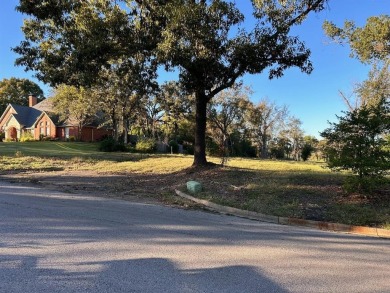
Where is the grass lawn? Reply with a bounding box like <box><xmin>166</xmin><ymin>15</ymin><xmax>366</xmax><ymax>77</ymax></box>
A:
<box><xmin>0</xmin><ymin>141</ymin><xmax>389</xmax><ymax>229</ymax></box>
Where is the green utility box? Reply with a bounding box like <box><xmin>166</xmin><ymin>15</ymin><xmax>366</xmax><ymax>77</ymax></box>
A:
<box><xmin>186</xmin><ymin>181</ymin><xmax>202</xmax><ymax>194</ymax></box>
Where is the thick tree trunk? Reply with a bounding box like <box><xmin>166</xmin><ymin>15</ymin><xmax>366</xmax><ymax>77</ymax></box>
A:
<box><xmin>193</xmin><ymin>91</ymin><xmax>208</xmax><ymax>166</ymax></box>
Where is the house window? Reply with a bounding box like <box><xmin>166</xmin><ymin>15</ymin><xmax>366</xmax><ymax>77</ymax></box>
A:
<box><xmin>46</xmin><ymin>121</ymin><xmax>50</xmax><ymax>136</ymax></box>
<box><xmin>40</xmin><ymin>122</ymin><xmax>44</xmax><ymax>136</ymax></box>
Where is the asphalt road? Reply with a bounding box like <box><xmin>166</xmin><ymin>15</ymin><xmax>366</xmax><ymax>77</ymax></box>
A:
<box><xmin>0</xmin><ymin>180</ymin><xmax>389</xmax><ymax>293</ymax></box>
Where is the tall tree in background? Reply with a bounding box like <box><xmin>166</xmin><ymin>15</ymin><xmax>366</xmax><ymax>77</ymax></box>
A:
<box><xmin>285</xmin><ymin>117</ymin><xmax>304</xmax><ymax>161</ymax></box>
<box><xmin>14</xmin><ymin>0</ymin><xmax>328</xmax><ymax>166</ymax></box>
<box><xmin>322</xmin><ymin>14</ymin><xmax>390</xmax><ymax>188</ymax></box>
<box><xmin>154</xmin><ymin>0</ymin><xmax>327</xmax><ymax>166</ymax></box>
<box><xmin>140</xmin><ymin>95</ymin><xmax>164</xmax><ymax>139</ymax></box>
<box><xmin>159</xmin><ymin>81</ymin><xmax>194</xmax><ymax>142</ymax></box>
<box><xmin>94</xmin><ymin>60</ymin><xmax>157</xmax><ymax>142</ymax></box>
<box><xmin>52</xmin><ymin>85</ymin><xmax>98</xmax><ymax>140</ymax></box>
<box><xmin>0</xmin><ymin>78</ymin><xmax>44</xmax><ymax>113</ymax></box>
<box><xmin>207</xmin><ymin>84</ymin><xmax>251</xmax><ymax>162</ymax></box>
<box><xmin>248</xmin><ymin>99</ymin><xmax>289</xmax><ymax>158</ymax></box>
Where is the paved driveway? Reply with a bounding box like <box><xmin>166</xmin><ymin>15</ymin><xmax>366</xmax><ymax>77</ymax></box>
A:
<box><xmin>0</xmin><ymin>180</ymin><xmax>389</xmax><ymax>292</ymax></box>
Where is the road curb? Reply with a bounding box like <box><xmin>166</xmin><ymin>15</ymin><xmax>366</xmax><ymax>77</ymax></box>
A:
<box><xmin>174</xmin><ymin>189</ymin><xmax>390</xmax><ymax>239</ymax></box>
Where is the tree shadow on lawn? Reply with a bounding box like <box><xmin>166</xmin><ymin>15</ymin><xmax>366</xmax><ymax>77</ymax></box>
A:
<box><xmin>1</xmin><ymin>162</ymin><xmax>389</xmax><ymax>228</ymax></box>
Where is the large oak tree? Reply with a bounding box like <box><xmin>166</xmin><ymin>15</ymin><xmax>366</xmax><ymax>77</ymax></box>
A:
<box><xmin>14</xmin><ymin>0</ymin><xmax>327</xmax><ymax>166</ymax></box>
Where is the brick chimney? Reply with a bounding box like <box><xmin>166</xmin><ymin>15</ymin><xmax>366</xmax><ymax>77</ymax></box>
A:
<box><xmin>28</xmin><ymin>95</ymin><xmax>38</xmax><ymax>107</ymax></box>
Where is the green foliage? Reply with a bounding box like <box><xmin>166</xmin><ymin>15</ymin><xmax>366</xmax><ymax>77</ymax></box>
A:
<box><xmin>269</xmin><ymin>145</ymin><xmax>285</xmax><ymax>159</ymax></box>
<box><xmin>205</xmin><ymin>136</ymin><xmax>220</xmax><ymax>156</ymax></box>
<box><xmin>98</xmin><ymin>137</ymin><xmax>113</xmax><ymax>152</ymax></box>
<box><xmin>323</xmin><ymin>13</ymin><xmax>390</xmax><ymax>190</ymax></box>
<box><xmin>0</xmin><ymin>77</ymin><xmax>44</xmax><ymax>113</ymax></box>
<box><xmin>229</xmin><ymin>132</ymin><xmax>257</xmax><ymax>158</ymax></box>
<box><xmin>323</xmin><ymin>15</ymin><xmax>390</xmax><ymax>64</ymax></box>
<box><xmin>301</xmin><ymin>143</ymin><xmax>314</xmax><ymax>161</ymax></box>
<box><xmin>176</xmin><ymin>119</ymin><xmax>196</xmax><ymax>146</ymax></box>
<box><xmin>95</xmin><ymin>60</ymin><xmax>157</xmax><ymax>143</ymax></box>
<box><xmin>166</xmin><ymin>0</ymin><xmax>324</xmax><ymax>165</ymax></box>
<box><xmin>168</xmin><ymin>140</ymin><xmax>179</xmax><ymax>154</ymax></box>
<box><xmin>327</xmin><ymin>203</ymin><xmax>380</xmax><ymax>226</ymax></box>
<box><xmin>183</xmin><ymin>142</ymin><xmax>194</xmax><ymax>155</ymax></box>
<box><xmin>99</xmin><ymin>137</ymin><xmax>127</xmax><ymax>152</ymax></box>
<box><xmin>20</xmin><ymin>131</ymin><xmax>35</xmax><ymax>142</ymax></box>
<box><xmin>135</xmin><ymin>137</ymin><xmax>156</xmax><ymax>153</ymax></box>
<box><xmin>14</xmin><ymin>0</ymin><xmax>327</xmax><ymax>166</ymax></box>
<box><xmin>1</xmin><ymin>140</ymin><xmax>389</xmax><ymax>227</ymax></box>
<box><xmin>14</xmin><ymin>1</ymin><xmax>134</xmax><ymax>86</ymax></box>
<box><xmin>39</xmin><ymin>134</ymin><xmax>52</xmax><ymax>141</ymax></box>
<box><xmin>321</xmin><ymin>99</ymin><xmax>390</xmax><ymax>185</ymax></box>
<box><xmin>356</xmin><ymin>62</ymin><xmax>390</xmax><ymax>108</ymax></box>
<box><xmin>343</xmin><ymin>176</ymin><xmax>389</xmax><ymax>194</ymax></box>
<box><xmin>303</xmin><ymin>137</ymin><xmax>319</xmax><ymax>161</ymax></box>
<box><xmin>52</xmin><ymin>85</ymin><xmax>99</xmax><ymax>140</ymax></box>
<box><xmin>159</xmin><ymin>81</ymin><xmax>193</xmax><ymax>140</ymax></box>
<box><xmin>268</xmin><ymin>137</ymin><xmax>291</xmax><ymax>159</ymax></box>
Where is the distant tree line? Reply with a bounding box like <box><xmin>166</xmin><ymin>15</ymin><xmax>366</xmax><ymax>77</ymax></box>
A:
<box><xmin>0</xmin><ymin>74</ymin><xmax>322</xmax><ymax>161</ymax></box>
<box><xmin>47</xmin><ymin>80</ymin><xmax>322</xmax><ymax>161</ymax></box>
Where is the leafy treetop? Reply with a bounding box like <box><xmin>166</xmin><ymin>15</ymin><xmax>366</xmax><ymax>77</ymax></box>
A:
<box><xmin>323</xmin><ymin>15</ymin><xmax>390</xmax><ymax>64</ymax></box>
<box><xmin>14</xmin><ymin>0</ymin><xmax>328</xmax><ymax>166</ymax></box>
<box><xmin>0</xmin><ymin>77</ymin><xmax>44</xmax><ymax>113</ymax></box>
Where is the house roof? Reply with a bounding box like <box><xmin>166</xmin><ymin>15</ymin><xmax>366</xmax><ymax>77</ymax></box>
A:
<box><xmin>9</xmin><ymin>104</ymin><xmax>42</xmax><ymax>128</ymax></box>
<box><xmin>33</xmin><ymin>97</ymin><xmax>110</xmax><ymax>128</ymax></box>
<box><xmin>32</xmin><ymin>98</ymin><xmax>69</xmax><ymax>126</ymax></box>
<box><xmin>31</xmin><ymin>111</ymin><xmax>62</xmax><ymax>128</ymax></box>
<box><xmin>32</xmin><ymin>98</ymin><xmax>55</xmax><ymax>112</ymax></box>
<box><xmin>32</xmin><ymin>98</ymin><xmax>82</xmax><ymax>126</ymax></box>
<box><xmin>1</xmin><ymin>97</ymin><xmax>110</xmax><ymax>129</ymax></box>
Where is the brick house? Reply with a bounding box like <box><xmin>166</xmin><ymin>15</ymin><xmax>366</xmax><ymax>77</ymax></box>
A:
<box><xmin>0</xmin><ymin>95</ymin><xmax>112</xmax><ymax>141</ymax></box>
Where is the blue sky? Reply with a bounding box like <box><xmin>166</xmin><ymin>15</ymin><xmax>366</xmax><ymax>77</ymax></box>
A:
<box><xmin>1</xmin><ymin>0</ymin><xmax>389</xmax><ymax>138</ymax></box>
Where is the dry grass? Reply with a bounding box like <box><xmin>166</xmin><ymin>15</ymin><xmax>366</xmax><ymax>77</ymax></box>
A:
<box><xmin>0</xmin><ymin>141</ymin><xmax>388</xmax><ymax>228</ymax></box>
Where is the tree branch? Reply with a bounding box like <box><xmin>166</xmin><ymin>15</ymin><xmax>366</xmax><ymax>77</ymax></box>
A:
<box><xmin>287</xmin><ymin>0</ymin><xmax>327</xmax><ymax>27</ymax></box>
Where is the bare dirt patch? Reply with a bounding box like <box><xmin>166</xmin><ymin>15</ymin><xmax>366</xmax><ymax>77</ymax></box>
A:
<box><xmin>1</xmin><ymin>164</ymin><xmax>389</xmax><ymax>228</ymax></box>
<box><xmin>0</xmin><ymin>166</ymin><xmax>223</xmax><ymax>207</ymax></box>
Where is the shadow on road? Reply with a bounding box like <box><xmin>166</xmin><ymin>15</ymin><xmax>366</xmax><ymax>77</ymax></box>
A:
<box><xmin>0</xmin><ymin>255</ymin><xmax>289</xmax><ymax>292</ymax></box>
<box><xmin>1</xmin><ymin>181</ymin><xmax>389</xmax><ymax>292</ymax></box>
